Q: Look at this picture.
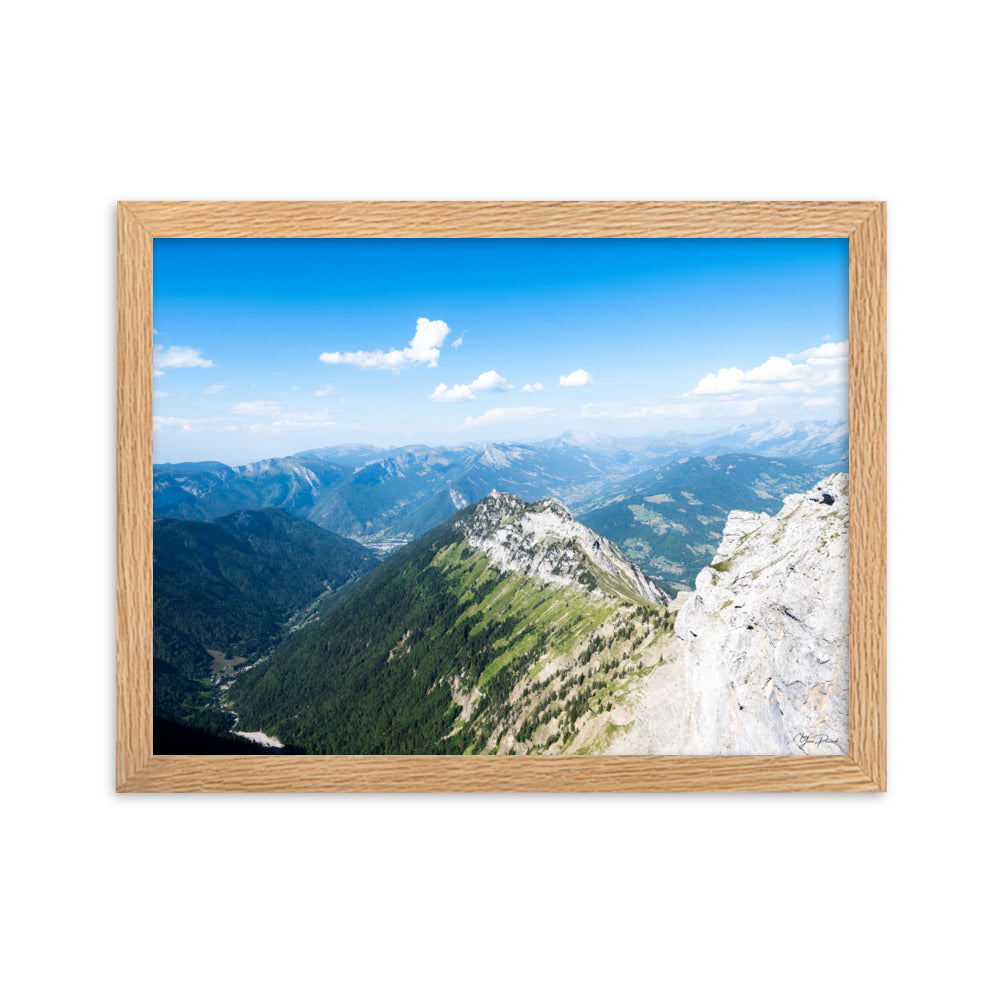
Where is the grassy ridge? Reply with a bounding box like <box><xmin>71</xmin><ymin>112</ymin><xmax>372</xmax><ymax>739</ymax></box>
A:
<box><xmin>228</xmin><ymin>511</ymin><xmax>671</xmax><ymax>754</ymax></box>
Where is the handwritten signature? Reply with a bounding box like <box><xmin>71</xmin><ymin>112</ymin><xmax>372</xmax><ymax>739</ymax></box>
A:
<box><xmin>793</xmin><ymin>733</ymin><xmax>842</xmax><ymax>750</ymax></box>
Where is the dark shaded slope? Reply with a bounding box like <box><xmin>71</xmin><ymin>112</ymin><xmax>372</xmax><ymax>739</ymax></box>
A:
<box><xmin>153</xmin><ymin>508</ymin><xmax>378</xmax><ymax>739</ymax></box>
<box><xmin>227</xmin><ymin>515</ymin><xmax>473</xmax><ymax>754</ymax></box>
<box><xmin>153</xmin><ymin>716</ymin><xmax>300</xmax><ymax>754</ymax></box>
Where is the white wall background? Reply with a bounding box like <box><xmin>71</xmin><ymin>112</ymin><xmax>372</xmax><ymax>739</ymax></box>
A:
<box><xmin>3</xmin><ymin>2</ymin><xmax>996</xmax><ymax>997</ymax></box>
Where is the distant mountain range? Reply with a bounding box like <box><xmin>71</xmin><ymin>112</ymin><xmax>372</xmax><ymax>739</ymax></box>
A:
<box><xmin>154</xmin><ymin>420</ymin><xmax>847</xmax><ymax>555</ymax></box>
<box><xmin>578</xmin><ymin>453</ymin><xmax>829</xmax><ymax>590</ymax></box>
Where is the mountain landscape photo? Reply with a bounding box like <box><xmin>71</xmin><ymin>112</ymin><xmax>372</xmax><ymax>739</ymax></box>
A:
<box><xmin>151</xmin><ymin>237</ymin><xmax>850</xmax><ymax>755</ymax></box>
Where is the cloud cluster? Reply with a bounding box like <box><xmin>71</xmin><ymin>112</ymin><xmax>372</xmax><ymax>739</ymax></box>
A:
<box><xmin>462</xmin><ymin>406</ymin><xmax>552</xmax><ymax>427</ymax></box>
<box><xmin>429</xmin><ymin>370</ymin><xmax>512</xmax><ymax>403</ymax></box>
<box><xmin>430</xmin><ymin>382</ymin><xmax>475</xmax><ymax>403</ymax></box>
<box><xmin>578</xmin><ymin>341</ymin><xmax>846</xmax><ymax>426</ymax></box>
<box><xmin>692</xmin><ymin>341</ymin><xmax>847</xmax><ymax>398</ymax></box>
<box><xmin>521</xmin><ymin>382</ymin><xmax>544</xmax><ymax>393</ymax></box>
<box><xmin>155</xmin><ymin>397</ymin><xmax>341</xmax><ymax>437</ymax></box>
<box><xmin>319</xmin><ymin>318</ymin><xmax>451</xmax><ymax>371</ymax></box>
<box><xmin>559</xmin><ymin>369</ymin><xmax>593</xmax><ymax>387</ymax></box>
<box><xmin>154</xmin><ymin>345</ymin><xmax>215</xmax><ymax>369</ymax></box>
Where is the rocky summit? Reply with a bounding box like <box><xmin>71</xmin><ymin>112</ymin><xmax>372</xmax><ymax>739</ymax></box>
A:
<box><xmin>610</xmin><ymin>473</ymin><xmax>849</xmax><ymax>754</ymax></box>
<box><xmin>462</xmin><ymin>490</ymin><xmax>668</xmax><ymax>606</ymax></box>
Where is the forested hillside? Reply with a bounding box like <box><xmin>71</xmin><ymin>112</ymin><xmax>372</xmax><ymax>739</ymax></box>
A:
<box><xmin>153</xmin><ymin>507</ymin><xmax>378</xmax><ymax>741</ymax></box>
<box><xmin>228</xmin><ymin>495</ymin><xmax>674</xmax><ymax>754</ymax></box>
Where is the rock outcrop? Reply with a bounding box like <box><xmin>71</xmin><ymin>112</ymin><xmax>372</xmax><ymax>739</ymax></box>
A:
<box><xmin>610</xmin><ymin>473</ymin><xmax>849</xmax><ymax>754</ymax></box>
<box><xmin>461</xmin><ymin>489</ymin><xmax>668</xmax><ymax>605</ymax></box>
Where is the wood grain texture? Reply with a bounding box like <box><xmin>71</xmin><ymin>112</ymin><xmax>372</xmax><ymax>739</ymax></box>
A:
<box><xmin>124</xmin><ymin>753</ymin><xmax>879</xmax><ymax>793</ymax></box>
<box><xmin>116</xmin><ymin>201</ymin><xmax>887</xmax><ymax>792</ymax></box>
<box><xmin>116</xmin><ymin>205</ymin><xmax>154</xmax><ymax>787</ymax></box>
<box><xmin>122</xmin><ymin>200</ymin><xmax>878</xmax><ymax>239</ymax></box>
<box><xmin>848</xmin><ymin>204</ymin><xmax>888</xmax><ymax>790</ymax></box>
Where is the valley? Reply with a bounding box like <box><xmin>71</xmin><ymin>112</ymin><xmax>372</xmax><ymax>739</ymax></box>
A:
<box><xmin>152</xmin><ymin>507</ymin><xmax>378</xmax><ymax>749</ymax></box>
<box><xmin>152</xmin><ymin>421</ymin><xmax>850</xmax><ymax>756</ymax></box>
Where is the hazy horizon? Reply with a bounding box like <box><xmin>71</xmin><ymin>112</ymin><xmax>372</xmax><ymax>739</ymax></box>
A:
<box><xmin>153</xmin><ymin>416</ymin><xmax>847</xmax><ymax>469</ymax></box>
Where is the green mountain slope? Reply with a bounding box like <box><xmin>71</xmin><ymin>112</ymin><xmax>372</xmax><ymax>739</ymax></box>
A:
<box><xmin>153</xmin><ymin>508</ymin><xmax>378</xmax><ymax>739</ymax></box>
<box><xmin>228</xmin><ymin>494</ymin><xmax>674</xmax><ymax>754</ymax></box>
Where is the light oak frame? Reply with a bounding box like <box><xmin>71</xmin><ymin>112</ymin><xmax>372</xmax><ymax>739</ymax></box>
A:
<box><xmin>117</xmin><ymin>201</ymin><xmax>886</xmax><ymax>792</ymax></box>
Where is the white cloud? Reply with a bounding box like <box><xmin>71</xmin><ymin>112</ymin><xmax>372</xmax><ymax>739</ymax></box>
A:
<box><xmin>222</xmin><ymin>399</ymin><xmax>342</xmax><ymax>432</ymax></box>
<box><xmin>521</xmin><ymin>382</ymin><xmax>544</xmax><ymax>393</ymax></box>
<box><xmin>470</xmin><ymin>370</ymin><xmax>509</xmax><ymax>391</ymax></box>
<box><xmin>692</xmin><ymin>341</ymin><xmax>847</xmax><ymax>398</ymax></box>
<box><xmin>452</xmin><ymin>336</ymin><xmax>463</xmax><ymax>348</ymax></box>
<box><xmin>232</xmin><ymin>400</ymin><xmax>284</xmax><ymax>417</ymax></box>
<box><xmin>789</xmin><ymin>341</ymin><xmax>848</xmax><ymax>361</ymax></box>
<box><xmin>153</xmin><ymin>369</ymin><xmax>164</xmax><ymax>378</ymax></box>
<box><xmin>582</xmin><ymin>401</ymin><xmax>701</xmax><ymax>420</ymax></box>
<box><xmin>462</xmin><ymin>406</ymin><xmax>552</xmax><ymax>427</ymax></box>
<box><xmin>153</xmin><ymin>390</ymin><xmax>170</xmax><ymax>399</ymax></box>
<box><xmin>204</xmin><ymin>383</ymin><xmax>228</xmax><ymax>395</ymax></box>
<box><xmin>559</xmin><ymin>369</ymin><xmax>594</xmax><ymax>387</ymax></box>
<box><xmin>574</xmin><ymin>341</ymin><xmax>846</xmax><ymax>427</ymax></box>
<box><xmin>429</xmin><ymin>370</ymin><xmax>511</xmax><ymax>402</ymax></box>
<box><xmin>265</xmin><ymin>414</ymin><xmax>337</xmax><ymax>430</ymax></box>
<box><xmin>430</xmin><ymin>382</ymin><xmax>476</xmax><ymax>403</ymax></box>
<box><xmin>314</xmin><ymin>384</ymin><xmax>340</xmax><ymax>397</ymax></box>
<box><xmin>319</xmin><ymin>317</ymin><xmax>451</xmax><ymax>371</ymax></box>
<box><xmin>153</xmin><ymin>415</ymin><xmax>223</xmax><ymax>432</ymax></box>
<box><xmin>153</xmin><ymin>345</ymin><xmax>215</xmax><ymax>369</ymax></box>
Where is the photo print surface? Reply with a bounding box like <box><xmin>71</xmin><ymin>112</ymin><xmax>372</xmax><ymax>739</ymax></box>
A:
<box><xmin>152</xmin><ymin>238</ymin><xmax>849</xmax><ymax>755</ymax></box>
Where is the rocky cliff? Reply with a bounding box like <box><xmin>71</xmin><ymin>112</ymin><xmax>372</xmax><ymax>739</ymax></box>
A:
<box><xmin>462</xmin><ymin>489</ymin><xmax>668</xmax><ymax>605</ymax></box>
<box><xmin>609</xmin><ymin>473</ymin><xmax>849</xmax><ymax>754</ymax></box>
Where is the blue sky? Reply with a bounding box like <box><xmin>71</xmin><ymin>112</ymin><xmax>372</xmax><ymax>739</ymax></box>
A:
<box><xmin>152</xmin><ymin>238</ymin><xmax>848</xmax><ymax>464</ymax></box>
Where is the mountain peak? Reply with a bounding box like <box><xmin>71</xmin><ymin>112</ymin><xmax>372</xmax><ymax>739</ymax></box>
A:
<box><xmin>556</xmin><ymin>429</ymin><xmax>612</xmax><ymax>449</ymax></box>
<box><xmin>461</xmin><ymin>492</ymin><xmax>665</xmax><ymax>605</ymax></box>
<box><xmin>477</xmin><ymin>442</ymin><xmax>518</xmax><ymax>469</ymax></box>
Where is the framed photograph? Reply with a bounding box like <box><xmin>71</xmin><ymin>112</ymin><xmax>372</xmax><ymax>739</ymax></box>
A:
<box><xmin>117</xmin><ymin>201</ymin><xmax>885</xmax><ymax>792</ymax></box>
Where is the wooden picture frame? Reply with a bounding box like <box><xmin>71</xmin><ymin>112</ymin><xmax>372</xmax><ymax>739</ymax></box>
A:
<box><xmin>117</xmin><ymin>201</ymin><xmax>886</xmax><ymax>792</ymax></box>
